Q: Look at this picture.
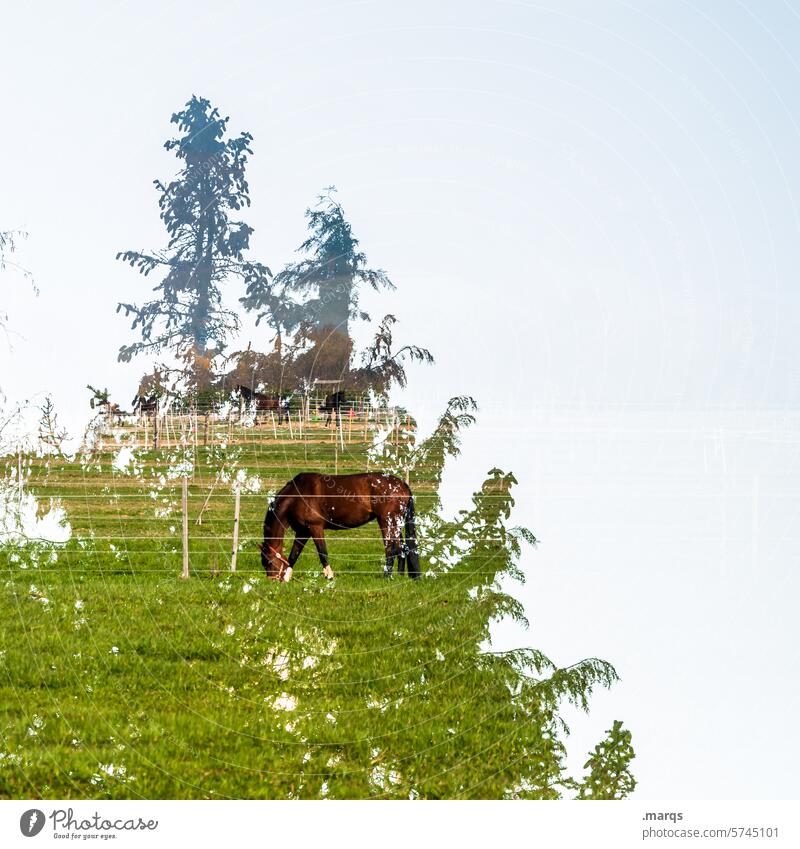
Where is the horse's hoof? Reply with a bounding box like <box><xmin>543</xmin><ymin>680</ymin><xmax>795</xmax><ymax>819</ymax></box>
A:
<box><xmin>323</xmin><ymin>565</ymin><xmax>334</xmax><ymax>580</ymax></box>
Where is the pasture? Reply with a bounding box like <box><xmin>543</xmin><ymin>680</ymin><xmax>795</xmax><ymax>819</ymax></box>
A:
<box><xmin>0</xmin><ymin>406</ymin><xmax>615</xmax><ymax>799</ymax></box>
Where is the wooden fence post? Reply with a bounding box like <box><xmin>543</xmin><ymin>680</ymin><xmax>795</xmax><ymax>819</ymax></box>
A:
<box><xmin>181</xmin><ymin>476</ymin><xmax>190</xmax><ymax>579</ymax></box>
<box><xmin>270</xmin><ymin>411</ymin><xmax>277</xmax><ymax>439</ymax></box>
<box><xmin>230</xmin><ymin>484</ymin><xmax>241</xmax><ymax>572</ymax></box>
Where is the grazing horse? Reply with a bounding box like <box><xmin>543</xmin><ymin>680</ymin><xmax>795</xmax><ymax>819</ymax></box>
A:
<box><xmin>319</xmin><ymin>390</ymin><xmax>346</xmax><ymax>426</ymax></box>
<box><xmin>107</xmin><ymin>403</ymin><xmax>128</xmax><ymax>424</ymax></box>
<box><xmin>132</xmin><ymin>394</ymin><xmax>158</xmax><ymax>416</ymax></box>
<box><xmin>260</xmin><ymin>472</ymin><xmax>421</xmax><ymax>581</ymax></box>
<box><xmin>234</xmin><ymin>385</ymin><xmax>284</xmax><ymax>421</ymax></box>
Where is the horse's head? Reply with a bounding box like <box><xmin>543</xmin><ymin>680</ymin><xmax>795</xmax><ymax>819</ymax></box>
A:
<box><xmin>259</xmin><ymin>541</ymin><xmax>291</xmax><ymax>581</ymax></box>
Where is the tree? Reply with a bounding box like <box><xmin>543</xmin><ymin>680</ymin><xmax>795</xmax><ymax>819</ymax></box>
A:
<box><xmin>86</xmin><ymin>385</ymin><xmax>111</xmax><ymax>410</ymax></box>
<box><xmin>242</xmin><ymin>188</ymin><xmax>432</xmax><ymax>394</ymax></box>
<box><xmin>574</xmin><ymin>720</ymin><xmax>637</xmax><ymax>799</ymax></box>
<box><xmin>116</xmin><ymin>96</ymin><xmax>271</xmax><ymax>366</ymax></box>
<box><xmin>256</xmin><ymin>398</ymin><xmax>636</xmax><ymax>799</ymax></box>
<box><xmin>37</xmin><ymin>396</ymin><xmax>69</xmax><ymax>457</ymax></box>
<box><xmin>221</xmin><ymin>340</ymin><xmax>290</xmax><ymax>395</ymax></box>
<box><xmin>243</xmin><ymin>187</ymin><xmax>393</xmax><ymax>343</ymax></box>
<box><xmin>350</xmin><ymin>313</ymin><xmax>435</xmax><ymax>395</ymax></box>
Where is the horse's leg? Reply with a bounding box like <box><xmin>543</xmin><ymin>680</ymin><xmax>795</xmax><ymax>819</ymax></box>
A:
<box><xmin>393</xmin><ymin>510</ymin><xmax>406</xmax><ymax>575</ymax></box>
<box><xmin>310</xmin><ymin>526</ymin><xmax>334</xmax><ymax>579</ymax></box>
<box><xmin>287</xmin><ymin>530</ymin><xmax>310</xmax><ymax>573</ymax></box>
<box><xmin>379</xmin><ymin>517</ymin><xmax>400</xmax><ymax>577</ymax></box>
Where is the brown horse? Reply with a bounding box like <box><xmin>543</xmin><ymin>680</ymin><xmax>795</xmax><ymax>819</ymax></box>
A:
<box><xmin>131</xmin><ymin>394</ymin><xmax>158</xmax><ymax>416</ymax></box>
<box><xmin>234</xmin><ymin>385</ymin><xmax>290</xmax><ymax>424</ymax></box>
<box><xmin>260</xmin><ymin>472</ymin><xmax>420</xmax><ymax>581</ymax></box>
<box><xmin>319</xmin><ymin>390</ymin><xmax>346</xmax><ymax>426</ymax></box>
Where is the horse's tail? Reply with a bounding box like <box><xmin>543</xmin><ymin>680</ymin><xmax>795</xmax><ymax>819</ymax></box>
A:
<box><xmin>404</xmin><ymin>495</ymin><xmax>421</xmax><ymax>579</ymax></box>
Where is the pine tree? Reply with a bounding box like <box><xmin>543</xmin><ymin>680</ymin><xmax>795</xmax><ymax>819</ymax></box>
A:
<box><xmin>117</xmin><ymin>96</ymin><xmax>271</xmax><ymax>365</ymax></box>
<box><xmin>242</xmin><ymin>187</ymin><xmax>392</xmax><ymax>343</ymax></box>
<box><xmin>574</xmin><ymin>720</ymin><xmax>637</xmax><ymax>799</ymax></box>
<box><xmin>242</xmin><ymin>189</ymin><xmax>432</xmax><ymax>394</ymax></box>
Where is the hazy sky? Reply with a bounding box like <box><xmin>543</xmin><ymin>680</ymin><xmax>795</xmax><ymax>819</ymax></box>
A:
<box><xmin>3</xmin><ymin>0</ymin><xmax>800</xmax><ymax>418</ymax></box>
<box><xmin>2</xmin><ymin>1</ymin><xmax>800</xmax><ymax>798</ymax></box>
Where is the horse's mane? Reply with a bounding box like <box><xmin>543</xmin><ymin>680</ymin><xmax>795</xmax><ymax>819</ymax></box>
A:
<box><xmin>263</xmin><ymin>500</ymin><xmax>284</xmax><ymax>538</ymax></box>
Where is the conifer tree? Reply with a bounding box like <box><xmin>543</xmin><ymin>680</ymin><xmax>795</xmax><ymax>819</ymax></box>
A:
<box><xmin>242</xmin><ymin>187</ymin><xmax>392</xmax><ymax>343</ymax></box>
<box><xmin>117</xmin><ymin>96</ymin><xmax>270</xmax><ymax>366</ymax></box>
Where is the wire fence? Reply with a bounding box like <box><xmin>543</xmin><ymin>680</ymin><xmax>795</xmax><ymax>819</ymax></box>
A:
<box><xmin>93</xmin><ymin>400</ymin><xmax>413</xmax><ymax>454</ymax></box>
<box><xmin>5</xmin><ymin>415</ymin><xmax>411</xmax><ymax>579</ymax></box>
<box><xmin>2</xmin><ymin>395</ymin><xmax>524</xmax><ymax>582</ymax></box>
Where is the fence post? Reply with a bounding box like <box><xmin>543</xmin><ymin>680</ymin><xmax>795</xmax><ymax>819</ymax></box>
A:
<box><xmin>230</xmin><ymin>483</ymin><xmax>241</xmax><ymax>572</ymax></box>
<box><xmin>270</xmin><ymin>411</ymin><xmax>277</xmax><ymax>439</ymax></box>
<box><xmin>181</xmin><ymin>476</ymin><xmax>190</xmax><ymax>579</ymax></box>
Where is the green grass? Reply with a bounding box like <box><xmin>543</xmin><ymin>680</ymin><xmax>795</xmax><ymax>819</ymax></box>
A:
<box><xmin>0</xmin><ymin>415</ymin><xmax>617</xmax><ymax>799</ymax></box>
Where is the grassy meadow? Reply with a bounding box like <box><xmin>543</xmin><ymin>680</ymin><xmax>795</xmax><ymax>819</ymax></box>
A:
<box><xmin>0</xmin><ymin>406</ymin><xmax>618</xmax><ymax>799</ymax></box>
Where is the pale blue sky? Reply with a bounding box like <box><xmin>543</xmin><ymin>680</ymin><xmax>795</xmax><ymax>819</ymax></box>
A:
<box><xmin>2</xmin><ymin>1</ymin><xmax>800</xmax><ymax>798</ymax></box>
<box><xmin>3</xmin><ymin>1</ymin><xmax>800</xmax><ymax>415</ymax></box>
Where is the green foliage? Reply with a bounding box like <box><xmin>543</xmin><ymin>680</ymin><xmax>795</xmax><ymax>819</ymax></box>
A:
<box><xmin>240</xmin><ymin>189</ymin><xmax>432</xmax><ymax>397</ymax></box>
<box><xmin>573</xmin><ymin>720</ymin><xmax>637</xmax><ymax>799</ymax></box>
<box><xmin>243</xmin><ymin>187</ymin><xmax>392</xmax><ymax>341</ymax></box>
<box><xmin>37</xmin><ymin>396</ymin><xmax>69</xmax><ymax>456</ymax></box>
<box><xmin>116</xmin><ymin>96</ymin><xmax>271</xmax><ymax>362</ymax></box>
<box><xmin>373</xmin><ymin>395</ymin><xmax>478</xmax><ymax>508</ymax></box>
<box><xmin>86</xmin><ymin>385</ymin><xmax>110</xmax><ymax>409</ymax></box>
<box><xmin>350</xmin><ymin>314</ymin><xmax>435</xmax><ymax>395</ymax></box>
<box><xmin>0</xmin><ymin>404</ymin><xmax>633</xmax><ymax>799</ymax></box>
